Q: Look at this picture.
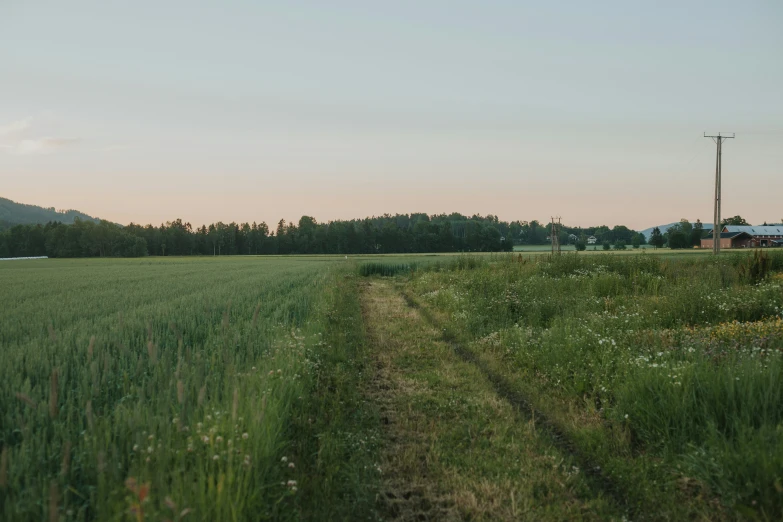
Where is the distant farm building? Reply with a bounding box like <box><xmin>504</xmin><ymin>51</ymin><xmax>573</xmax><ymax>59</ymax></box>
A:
<box><xmin>700</xmin><ymin>225</ymin><xmax>783</xmax><ymax>249</ymax></box>
<box><xmin>700</xmin><ymin>231</ymin><xmax>752</xmax><ymax>250</ymax></box>
<box><xmin>587</xmin><ymin>236</ymin><xmax>597</xmax><ymax>244</ymax></box>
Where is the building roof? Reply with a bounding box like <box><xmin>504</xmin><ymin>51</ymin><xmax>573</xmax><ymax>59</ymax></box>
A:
<box><xmin>702</xmin><ymin>231</ymin><xmax>752</xmax><ymax>240</ymax></box>
<box><xmin>723</xmin><ymin>225</ymin><xmax>783</xmax><ymax>236</ymax></box>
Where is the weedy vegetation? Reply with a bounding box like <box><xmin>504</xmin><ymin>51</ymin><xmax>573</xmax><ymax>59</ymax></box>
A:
<box><xmin>409</xmin><ymin>250</ymin><xmax>783</xmax><ymax>519</ymax></box>
<box><xmin>358</xmin><ymin>262</ymin><xmax>419</xmax><ymax>277</ymax></box>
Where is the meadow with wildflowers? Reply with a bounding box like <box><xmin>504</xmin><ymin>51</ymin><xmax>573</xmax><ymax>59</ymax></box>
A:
<box><xmin>406</xmin><ymin>251</ymin><xmax>783</xmax><ymax>518</ymax></box>
<box><xmin>5</xmin><ymin>250</ymin><xmax>783</xmax><ymax>521</ymax></box>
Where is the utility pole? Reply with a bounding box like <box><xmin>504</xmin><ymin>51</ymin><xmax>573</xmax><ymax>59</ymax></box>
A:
<box><xmin>704</xmin><ymin>132</ymin><xmax>735</xmax><ymax>255</ymax></box>
<box><xmin>550</xmin><ymin>216</ymin><xmax>561</xmax><ymax>255</ymax></box>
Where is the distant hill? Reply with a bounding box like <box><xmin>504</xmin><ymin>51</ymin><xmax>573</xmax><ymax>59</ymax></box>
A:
<box><xmin>640</xmin><ymin>221</ymin><xmax>713</xmax><ymax>240</ymax></box>
<box><xmin>0</xmin><ymin>196</ymin><xmax>102</xmax><ymax>230</ymax></box>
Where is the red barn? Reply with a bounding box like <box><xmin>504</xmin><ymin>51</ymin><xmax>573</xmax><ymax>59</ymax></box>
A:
<box><xmin>701</xmin><ymin>225</ymin><xmax>783</xmax><ymax>249</ymax></box>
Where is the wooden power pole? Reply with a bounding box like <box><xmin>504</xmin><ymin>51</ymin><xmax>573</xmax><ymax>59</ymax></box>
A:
<box><xmin>550</xmin><ymin>216</ymin><xmax>561</xmax><ymax>255</ymax></box>
<box><xmin>704</xmin><ymin>132</ymin><xmax>735</xmax><ymax>254</ymax></box>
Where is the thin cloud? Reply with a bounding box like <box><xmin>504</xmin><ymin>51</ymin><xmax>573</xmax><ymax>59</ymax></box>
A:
<box><xmin>0</xmin><ymin>118</ymin><xmax>31</xmax><ymax>137</ymax></box>
<box><xmin>0</xmin><ymin>119</ymin><xmax>79</xmax><ymax>155</ymax></box>
<box><xmin>14</xmin><ymin>137</ymin><xmax>80</xmax><ymax>155</ymax></box>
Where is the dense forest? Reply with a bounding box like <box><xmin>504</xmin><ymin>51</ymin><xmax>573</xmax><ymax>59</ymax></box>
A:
<box><xmin>0</xmin><ymin>213</ymin><xmax>645</xmax><ymax>258</ymax></box>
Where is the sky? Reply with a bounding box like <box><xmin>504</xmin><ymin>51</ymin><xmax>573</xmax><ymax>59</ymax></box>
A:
<box><xmin>1</xmin><ymin>0</ymin><xmax>782</xmax><ymax>230</ymax></box>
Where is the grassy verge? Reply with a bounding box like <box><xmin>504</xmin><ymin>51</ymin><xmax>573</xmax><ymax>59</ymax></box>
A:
<box><xmin>292</xmin><ymin>271</ymin><xmax>381</xmax><ymax>520</ymax></box>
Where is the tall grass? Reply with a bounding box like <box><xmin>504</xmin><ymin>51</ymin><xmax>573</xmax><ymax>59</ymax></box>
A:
<box><xmin>410</xmin><ymin>251</ymin><xmax>783</xmax><ymax>515</ymax></box>
<box><xmin>292</xmin><ymin>272</ymin><xmax>380</xmax><ymax>519</ymax></box>
<box><xmin>359</xmin><ymin>261</ymin><xmax>418</xmax><ymax>277</ymax></box>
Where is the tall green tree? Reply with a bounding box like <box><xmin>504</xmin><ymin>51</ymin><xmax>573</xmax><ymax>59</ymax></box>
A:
<box><xmin>722</xmin><ymin>215</ymin><xmax>749</xmax><ymax>226</ymax></box>
<box><xmin>691</xmin><ymin>220</ymin><xmax>704</xmax><ymax>246</ymax></box>
<box><xmin>666</xmin><ymin>224</ymin><xmax>690</xmax><ymax>249</ymax></box>
<box><xmin>649</xmin><ymin>227</ymin><xmax>664</xmax><ymax>249</ymax></box>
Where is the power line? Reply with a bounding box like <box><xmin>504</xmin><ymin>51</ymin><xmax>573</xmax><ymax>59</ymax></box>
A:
<box><xmin>704</xmin><ymin>132</ymin><xmax>735</xmax><ymax>255</ymax></box>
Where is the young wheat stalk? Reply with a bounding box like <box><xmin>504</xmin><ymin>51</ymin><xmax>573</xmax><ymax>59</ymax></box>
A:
<box><xmin>49</xmin><ymin>481</ymin><xmax>59</xmax><ymax>522</ymax></box>
<box><xmin>232</xmin><ymin>388</ymin><xmax>239</xmax><ymax>422</ymax></box>
<box><xmin>49</xmin><ymin>368</ymin><xmax>59</xmax><ymax>419</ymax></box>
<box><xmin>0</xmin><ymin>446</ymin><xmax>8</xmax><ymax>489</ymax></box>
<box><xmin>15</xmin><ymin>392</ymin><xmax>36</xmax><ymax>409</ymax></box>
<box><xmin>252</xmin><ymin>302</ymin><xmax>261</xmax><ymax>328</ymax></box>
<box><xmin>86</xmin><ymin>400</ymin><xmax>94</xmax><ymax>430</ymax></box>
<box><xmin>61</xmin><ymin>441</ymin><xmax>71</xmax><ymax>476</ymax></box>
<box><xmin>147</xmin><ymin>341</ymin><xmax>157</xmax><ymax>364</ymax></box>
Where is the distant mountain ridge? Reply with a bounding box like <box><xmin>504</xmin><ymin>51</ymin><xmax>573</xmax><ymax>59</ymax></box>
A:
<box><xmin>0</xmin><ymin>196</ymin><xmax>102</xmax><ymax>230</ymax></box>
<box><xmin>639</xmin><ymin>221</ymin><xmax>714</xmax><ymax>240</ymax></box>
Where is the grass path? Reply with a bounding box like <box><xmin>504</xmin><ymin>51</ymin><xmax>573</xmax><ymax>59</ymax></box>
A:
<box><xmin>360</xmin><ymin>279</ymin><xmax>622</xmax><ymax>521</ymax></box>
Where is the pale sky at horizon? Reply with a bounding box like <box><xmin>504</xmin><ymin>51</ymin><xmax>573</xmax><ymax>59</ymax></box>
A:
<box><xmin>2</xmin><ymin>0</ymin><xmax>782</xmax><ymax>230</ymax></box>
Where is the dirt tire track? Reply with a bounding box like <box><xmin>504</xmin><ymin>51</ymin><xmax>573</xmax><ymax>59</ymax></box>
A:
<box><xmin>361</xmin><ymin>281</ymin><xmax>459</xmax><ymax>521</ymax></box>
<box><xmin>400</xmin><ymin>289</ymin><xmax>636</xmax><ymax>520</ymax></box>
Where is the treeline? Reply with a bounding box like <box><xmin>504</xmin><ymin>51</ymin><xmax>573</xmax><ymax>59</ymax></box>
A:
<box><xmin>0</xmin><ymin>212</ymin><xmax>649</xmax><ymax>258</ymax></box>
<box><xmin>1</xmin><ymin>214</ymin><xmax>510</xmax><ymax>258</ymax></box>
<box><xmin>649</xmin><ymin>219</ymin><xmax>707</xmax><ymax>249</ymax></box>
<box><xmin>0</xmin><ymin>220</ymin><xmax>147</xmax><ymax>258</ymax></box>
<box><xmin>517</xmin><ymin>220</ymin><xmax>644</xmax><ymax>246</ymax></box>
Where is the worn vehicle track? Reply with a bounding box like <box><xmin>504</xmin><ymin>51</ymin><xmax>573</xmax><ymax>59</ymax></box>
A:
<box><xmin>361</xmin><ymin>280</ymin><xmax>625</xmax><ymax>520</ymax></box>
<box><xmin>401</xmin><ymin>289</ymin><xmax>636</xmax><ymax>520</ymax></box>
